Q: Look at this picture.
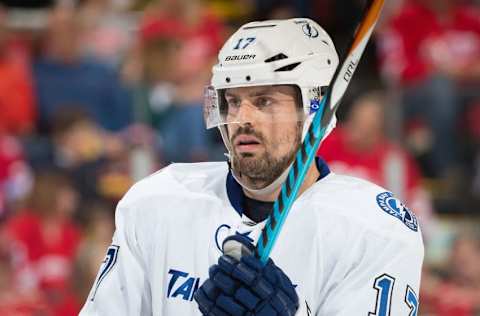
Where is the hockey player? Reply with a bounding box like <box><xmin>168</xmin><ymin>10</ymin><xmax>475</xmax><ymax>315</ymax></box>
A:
<box><xmin>80</xmin><ymin>18</ymin><xmax>424</xmax><ymax>316</ymax></box>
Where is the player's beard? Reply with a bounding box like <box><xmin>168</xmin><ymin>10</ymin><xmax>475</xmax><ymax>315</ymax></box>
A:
<box><xmin>230</xmin><ymin>124</ymin><xmax>301</xmax><ymax>189</ymax></box>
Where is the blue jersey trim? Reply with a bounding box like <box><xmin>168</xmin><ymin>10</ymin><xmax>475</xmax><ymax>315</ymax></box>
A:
<box><xmin>226</xmin><ymin>170</ymin><xmax>244</xmax><ymax>216</ymax></box>
<box><xmin>316</xmin><ymin>156</ymin><xmax>331</xmax><ymax>179</ymax></box>
<box><xmin>226</xmin><ymin>157</ymin><xmax>330</xmax><ymax>216</ymax></box>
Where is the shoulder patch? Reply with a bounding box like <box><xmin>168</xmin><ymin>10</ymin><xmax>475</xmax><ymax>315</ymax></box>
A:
<box><xmin>376</xmin><ymin>192</ymin><xmax>418</xmax><ymax>232</ymax></box>
<box><xmin>90</xmin><ymin>245</ymin><xmax>120</xmax><ymax>301</ymax></box>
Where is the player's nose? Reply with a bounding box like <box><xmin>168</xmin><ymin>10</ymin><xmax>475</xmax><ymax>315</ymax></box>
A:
<box><xmin>235</xmin><ymin>99</ymin><xmax>258</xmax><ymax>124</ymax></box>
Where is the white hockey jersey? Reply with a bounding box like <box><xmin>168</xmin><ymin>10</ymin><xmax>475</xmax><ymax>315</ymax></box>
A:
<box><xmin>80</xmin><ymin>159</ymin><xmax>424</xmax><ymax>316</ymax></box>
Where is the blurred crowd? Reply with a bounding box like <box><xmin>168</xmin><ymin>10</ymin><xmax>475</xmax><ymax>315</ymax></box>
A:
<box><xmin>0</xmin><ymin>0</ymin><xmax>479</xmax><ymax>315</ymax></box>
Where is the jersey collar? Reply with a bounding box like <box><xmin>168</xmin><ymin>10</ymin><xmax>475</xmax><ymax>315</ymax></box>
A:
<box><xmin>226</xmin><ymin>157</ymin><xmax>331</xmax><ymax>216</ymax></box>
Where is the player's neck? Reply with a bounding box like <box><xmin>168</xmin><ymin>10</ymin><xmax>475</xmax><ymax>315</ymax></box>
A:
<box><xmin>243</xmin><ymin>163</ymin><xmax>320</xmax><ymax>202</ymax></box>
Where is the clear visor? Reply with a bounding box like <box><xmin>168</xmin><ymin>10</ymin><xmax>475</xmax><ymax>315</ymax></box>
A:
<box><xmin>204</xmin><ymin>85</ymin><xmax>305</xmax><ymax>129</ymax></box>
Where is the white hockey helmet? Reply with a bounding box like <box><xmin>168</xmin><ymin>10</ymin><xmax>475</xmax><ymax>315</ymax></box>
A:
<box><xmin>205</xmin><ymin>18</ymin><xmax>339</xmax><ymax>192</ymax></box>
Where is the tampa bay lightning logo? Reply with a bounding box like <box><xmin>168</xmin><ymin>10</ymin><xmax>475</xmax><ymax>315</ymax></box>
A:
<box><xmin>214</xmin><ymin>224</ymin><xmax>253</xmax><ymax>252</ymax></box>
<box><xmin>376</xmin><ymin>192</ymin><xmax>418</xmax><ymax>232</ymax></box>
<box><xmin>302</xmin><ymin>23</ymin><xmax>319</xmax><ymax>38</ymax></box>
<box><xmin>308</xmin><ymin>86</ymin><xmax>323</xmax><ymax>114</ymax></box>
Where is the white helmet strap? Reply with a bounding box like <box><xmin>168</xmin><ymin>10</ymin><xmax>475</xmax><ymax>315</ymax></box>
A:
<box><xmin>219</xmin><ymin>112</ymin><xmax>314</xmax><ymax>196</ymax></box>
<box><xmin>231</xmin><ymin>160</ymin><xmax>293</xmax><ymax>196</ymax></box>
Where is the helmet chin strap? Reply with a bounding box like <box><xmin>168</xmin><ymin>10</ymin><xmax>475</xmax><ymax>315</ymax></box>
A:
<box><xmin>231</xmin><ymin>161</ymin><xmax>292</xmax><ymax>197</ymax></box>
<box><xmin>219</xmin><ymin>115</ymin><xmax>313</xmax><ymax>197</ymax></box>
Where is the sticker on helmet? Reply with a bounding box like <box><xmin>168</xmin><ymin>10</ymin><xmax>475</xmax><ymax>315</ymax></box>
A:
<box><xmin>233</xmin><ymin>37</ymin><xmax>256</xmax><ymax>50</ymax></box>
<box><xmin>308</xmin><ymin>86</ymin><xmax>323</xmax><ymax>114</ymax></box>
<box><xmin>302</xmin><ymin>23</ymin><xmax>319</xmax><ymax>38</ymax></box>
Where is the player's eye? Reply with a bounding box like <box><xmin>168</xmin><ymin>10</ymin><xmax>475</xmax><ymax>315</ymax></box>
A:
<box><xmin>226</xmin><ymin>97</ymin><xmax>241</xmax><ymax>109</ymax></box>
<box><xmin>254</xmin><ymin>96</ymin><xmax>274</xmax><ymax>109</ymax></box>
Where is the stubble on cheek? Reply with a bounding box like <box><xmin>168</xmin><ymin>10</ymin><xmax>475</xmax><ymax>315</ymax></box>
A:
<box><xmin>230</xmin><ymin>124</ymin><xmax>301</xmax><ymax>189</ymax></box>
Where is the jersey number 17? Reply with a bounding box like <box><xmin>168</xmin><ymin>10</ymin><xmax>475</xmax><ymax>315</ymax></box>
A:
<box><xmin>369</xmin><ymin>274</ymin><xmax>419</xmax><ymax>316</ymax></box>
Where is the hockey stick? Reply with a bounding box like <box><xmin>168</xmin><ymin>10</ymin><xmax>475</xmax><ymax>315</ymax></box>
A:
<box><xmin>256</xmin><ymin>0</ymin><xmax>385</xmax><ymax>264</ymax></box>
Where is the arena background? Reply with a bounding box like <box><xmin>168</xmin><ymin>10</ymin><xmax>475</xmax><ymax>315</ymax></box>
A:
<box><xmin>0</xmin><ymin>0</ymin><xmax>479</xmax><ymax>314</ymax></box>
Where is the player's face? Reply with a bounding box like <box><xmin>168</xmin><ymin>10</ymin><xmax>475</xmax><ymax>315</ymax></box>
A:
<box><xmin>225</xmin><ymin>85</ymin><xmax>302</xmax><ymax>189</ymax></box>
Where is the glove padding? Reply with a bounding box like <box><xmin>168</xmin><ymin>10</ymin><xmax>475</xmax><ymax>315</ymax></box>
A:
<box><xmin>194</xmin><ymin>234</ymin><xmax>299</xmax><ymax>316</ymax></box>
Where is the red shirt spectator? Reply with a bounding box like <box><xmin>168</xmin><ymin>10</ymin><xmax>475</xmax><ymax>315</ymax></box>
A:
<box><xmin>0</xmin><ymin>226</ymin><xmax>54</xmax><ymax>316</ymax></box>
<box><xmin>378</xmin><ymin>0</ymin><xmax>480</xmax><ymax>85</ymax></box>
<box><xmin>319</xmin><ymin>127</ymin><xmax>420</xmax><ymax>197</ymax></box>
<box><xmin>6</xmin><ymin>212</ymin><xmax>81</xmax><ymax>290</ymax></box>
<box><xmin>5</xmin><ymin>209</ymin><xmax>82</xmax><ymax>316</ymax></box>
<box><xmin>4</xmin><ymin>171</ymin><xmax>81</xmax><ymax>301</ymax></box>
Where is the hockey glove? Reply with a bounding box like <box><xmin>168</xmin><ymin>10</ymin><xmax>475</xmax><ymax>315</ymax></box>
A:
<box><xmin>194</xmin><ymin>234</ymin><xmax>299</xmax><ymax>316</ymax></box>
